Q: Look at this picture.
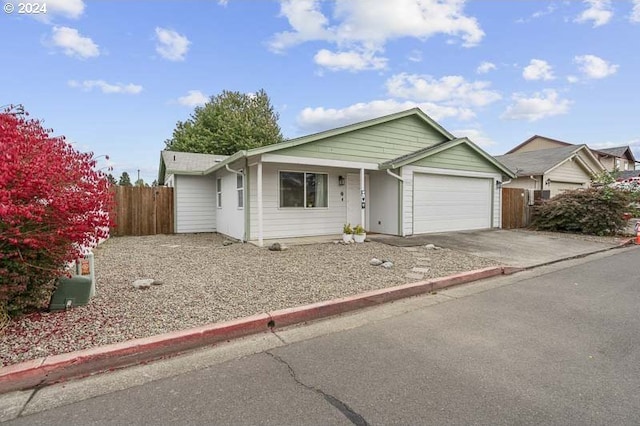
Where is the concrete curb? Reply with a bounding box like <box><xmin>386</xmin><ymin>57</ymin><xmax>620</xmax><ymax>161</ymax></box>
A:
<box><xmin>1</xmin><ymin>266</ymin><xmax>517</xmax><ymax>394</ymax></box>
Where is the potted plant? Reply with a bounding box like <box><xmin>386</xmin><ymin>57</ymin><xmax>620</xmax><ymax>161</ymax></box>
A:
<box><xmin>353</xmin><ymin>224</ymin><xmax>366</xmax><ymax>243</ymax></box>
<box><xmin>342</xmin><ymin>223</ymin><xmax>353</xmax><ymax>243</ymax></box>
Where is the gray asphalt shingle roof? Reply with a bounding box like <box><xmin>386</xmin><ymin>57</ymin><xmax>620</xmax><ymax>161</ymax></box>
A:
<box><xmin>161</xmin><ymin>150</ymin><xmax>228</xmax><ymax>174</ymax></box>
<box><xmin>596</xmin><ymin>146</ymin><xmax>629</xmax><ymax>157</ymax></box>
<box><xmin>494</xmin><ymin>145</ymin><xmax>585</xmax><ymax>175</ymax></box>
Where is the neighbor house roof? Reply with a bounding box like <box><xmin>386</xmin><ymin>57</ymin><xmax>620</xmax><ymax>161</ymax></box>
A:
<box><xmin>379</xmin><ymin>137</ymin><xmax>516</xmax><ymax>178</ymax></box>
<box><xmin>504</xmin><ymin>135</ymin><xmax>572</xmax><ymax>154</ymax></box>
<box><xmin>618</xmin><ymin>170</ymin><xmax>640</xmax><ymax>179</ymax></box>
<box><xmin>594</xmin><ymin>146</ymin><xmax>637</xmax><ymax>163</ymax></box>
<box><xmin>495</xmin><ymin>144</ymin><xmax>603</xmax><ymax>176</ymax></box>
<box><xmin>158</xmin><ymin>151</ymin><xmax>228</xmax><ymax>183</ymax></box>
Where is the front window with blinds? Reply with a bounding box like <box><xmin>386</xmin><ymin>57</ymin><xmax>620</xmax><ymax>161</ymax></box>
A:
<box><xmin>279</xmin><ymin>171</ymin><xmax>328</xmax><ymax>208</ymax></box>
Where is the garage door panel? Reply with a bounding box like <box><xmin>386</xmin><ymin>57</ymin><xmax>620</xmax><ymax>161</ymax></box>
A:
<box><xmin>413</xmin><ymin>174</ymin><xmax>492</xmax><ymax>234</ymax></box>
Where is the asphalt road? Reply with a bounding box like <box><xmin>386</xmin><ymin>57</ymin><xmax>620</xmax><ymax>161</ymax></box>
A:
<box><xmin>3</xmin><ymin>247</ymin><xmax>639</xmax><ymax>425</ymax></box>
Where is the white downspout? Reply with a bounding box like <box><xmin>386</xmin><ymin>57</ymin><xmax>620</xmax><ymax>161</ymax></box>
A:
<box><xmin>225</xmin><ymin>164</ymin><xmax>244</xmax><ymax>176</ymax></box>
<box><xmin>360</xmin><ymin>168</ymin><xmax>365</xmax><ymax>229</ymax></box>
<box><xmin>386</xmin><ymin>169</ymin><xmax>404</xmax><ymax>181</ymax></box>
<box><xmin>257</xmin><ymin>161</ymin><xmax>263</xmax><ymax>248</ymax></box>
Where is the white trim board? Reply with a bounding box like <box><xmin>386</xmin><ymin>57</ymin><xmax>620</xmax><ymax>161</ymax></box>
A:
<box><xmin>261</xmin><ymin>154</ymin><xmax>378</xmax><ymax>171</ymax></box>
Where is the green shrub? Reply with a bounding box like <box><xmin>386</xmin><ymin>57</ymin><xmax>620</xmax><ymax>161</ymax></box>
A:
<box><xmin>532</xmin><ymin>187</ymin><xmax>633</xmax><ymax>236</ymax></box>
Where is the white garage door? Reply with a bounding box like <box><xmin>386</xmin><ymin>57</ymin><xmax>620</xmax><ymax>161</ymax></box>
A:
<box><xmin>413</xmin><ymin>173</ymin><xmax>492</xmax><ymax>234</ymax></box>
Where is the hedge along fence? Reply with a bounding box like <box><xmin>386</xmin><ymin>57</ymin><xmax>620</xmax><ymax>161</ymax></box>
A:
<box><xmin>532</xmin><ymin>187</ymin><xmax>638</xmax><ymax>236</ymax></box>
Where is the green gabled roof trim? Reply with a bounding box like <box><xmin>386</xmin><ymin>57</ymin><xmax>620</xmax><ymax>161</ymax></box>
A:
<box><xmin>195</xmin><ymin>108</ymin><xmax>455</xmax><ymax>176</ymax></box>
<box><xmin>247</xmin><ymin>108</ymin><xmax>455</xmax><ymax>157</ymax></box>
<box><xmin>379</xmin><ymin>137</ymin><xmax>516</xmax><ymax>178</ymax></box>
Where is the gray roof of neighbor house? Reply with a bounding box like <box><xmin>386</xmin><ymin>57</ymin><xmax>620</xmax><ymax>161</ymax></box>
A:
<box><xmin>495</xmin><ymin>145</ymin><xmax>591</xmax><ymax>176</ymax></box>
<box><xmin>595</xmin><ymin>146</ymin><xmax>637</xmax><ymax>162</ymax></box>
<box><xmin>159</xmin><ymin>151</ymin><xmax>228</xmax><ymax>182</ymax></box>
<box><xmin>618</xmin><ymin>170</ymin><xmax>640</xmax><ymax>179</ymax></box>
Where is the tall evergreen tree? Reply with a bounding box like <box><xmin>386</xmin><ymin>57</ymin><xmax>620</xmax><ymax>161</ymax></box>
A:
<box><xmin>165</xmin><ymin>89</ymin><xmax>283</xmax><ymax>155</ymax></box>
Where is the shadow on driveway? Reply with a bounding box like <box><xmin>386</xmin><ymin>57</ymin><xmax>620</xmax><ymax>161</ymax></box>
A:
<box><xmin>370</xmin><ymin>229</ymin><xmax>625</xmax><ymax>268</ymax></box>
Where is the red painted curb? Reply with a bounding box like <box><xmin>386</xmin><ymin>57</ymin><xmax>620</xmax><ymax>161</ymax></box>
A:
<box><xmin>269</xmin><ymin>267</ymin><xmax>503</xmax><ymax>328</ymax></box>
<box><xmin>0</xmin><ymin>266</ymin><xmax>508</xmax><ymax>394</ymax></box>
<box><xmin>0</xmin><ymin>313</ymin><xmax>270</xmax><ymax>394</ymax></box>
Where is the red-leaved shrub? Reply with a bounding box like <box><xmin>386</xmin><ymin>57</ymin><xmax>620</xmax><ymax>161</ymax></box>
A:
<box><xmin>0</xmin><ymin>106</ymin><xmax>113</xmax><ymax>316</ymax></box>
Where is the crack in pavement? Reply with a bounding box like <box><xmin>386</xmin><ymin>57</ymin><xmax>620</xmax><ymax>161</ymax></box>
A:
<box><xmin>266</xmin><ymin>352</ymin><xmax>369</xmax><ymax>426</ymax></box>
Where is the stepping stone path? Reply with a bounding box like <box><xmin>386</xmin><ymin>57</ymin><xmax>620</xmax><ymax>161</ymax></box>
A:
<box><xmin>404</xmin><ymin>246</ymin><xmax>436</xmax><ymax>281</ymax></box>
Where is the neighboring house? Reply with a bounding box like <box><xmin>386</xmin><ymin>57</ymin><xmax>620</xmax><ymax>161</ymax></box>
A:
<box><xmin>593</xmin><ymin>146</ymin><xmax>636</xmax><ymax>172</ymax></box>
<box><xmin>495</xmin><ymin>144</ymin><xmax>605</xmax><ymax>198</ymax></box>
<box><xmin>505</xmin><ymin>134</ymin><xmax>636</xmax><ymax>173</ymax></box>
<box><xmin>158</xmin><ymin>108</ymin><xmax>515</xmax><ymax>245</ymax></box>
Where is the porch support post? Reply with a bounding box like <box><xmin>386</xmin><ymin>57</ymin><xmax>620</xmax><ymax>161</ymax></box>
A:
<box><xmin>360</xmin><ymin>167</ymin><xmax>365</xmax><ymax>228</ymax></box>
<box><xmin>257</xmin><ymin>160</ymin><xmax>263</xmax><ymax>247</ymax></box>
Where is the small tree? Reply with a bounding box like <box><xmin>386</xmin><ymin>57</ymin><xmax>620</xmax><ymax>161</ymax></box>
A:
<box><xmin>118</xmin><ymin>171</ymin><xmax>132</xmax><ymax>186</ymax></box>
<box><xmin>106</xmin><ymin>173</ymin><xmax>117</xmax><ymax>186</ymax></box>
<box><xmin>0</xmin><ymin>106</ymin><xmax>113</xmax><ymax>316</ymax></box>
<box><xmin>134</xmin><ymin>178</ymin><xmax>148</xmax><ymax>187</ymax></box>
<box><xmin>165</xmin><ymin>89</ymin><xmax>283</xmax><ymax>155</ymax></box>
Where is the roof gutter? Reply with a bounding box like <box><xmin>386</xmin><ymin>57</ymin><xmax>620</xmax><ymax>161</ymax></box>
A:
<box><xmin>225</xmin><ymin>164</ymin><xmax>244</xmax><ymax>176</ymax></box>
<box><xmin>386</xmin><ymin>169</ymin><xmax>404</xmax><ymax>181</ymax></box>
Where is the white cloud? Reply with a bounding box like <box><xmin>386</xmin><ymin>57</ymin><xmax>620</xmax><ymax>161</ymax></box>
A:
<box><xmin>632</xmin><ymin>0</ymin><xmax>640</xmax><ymax>22</ymax></box>
<box><xmin>270</xmin><ymin>0</ymin><xmax>484</xmax><ymax>71</ymax></box>
<box><xmin>386</xmin><ymin>73</ymin><xmax>501</xmax><ymax>107</ymax></box>
<box><xmin>575</xmin><ymin>0</ymin><xmax>613</xmax><ymax>27</ymax></box>
<box><xmin>452</xmin><ymin>128</ymin><xmax>496</xmax><ymax>148</ymax></box>
<box><xmin>501</xmin><ymin>90</ymin><xmax>571</xmax><ymax>122</ymax></box>
<box><xmin>522</xmin><ymin>59</ymin><xmax>555</xmax><ymax>81</ymax></box>
<box><xmin>574</xmin><ymin>54</ymin><xmax>619</xmax><ymax>79</ymax></box>
<box><xmin>155</xmin><ymin>27</ymin><xmax>190</xmax><ymax>61</ymax></box>
<box><xmin>313</xmin><ymin>49</ymin><xmax>387</xmax><ymax>71</ymax></box>
<box><xmin>408</xmin><ymin>50</ymin><xmax>423</xmax><ymax>63</ymax></box>
<box><xmin>177</xmin><ymin>90</ymin><xmax>209</xmax><ymax>107</ymax></box>
<box><xmin>297</xmin><ymin>99</ymin><xmax>475</xmax><ymax>133</ymax></box>
<box><xmin>11</xmin><ymin>0</ymin><xmax>85</xmax><ymax>20</ymax></box>
<box><xmin>476</xmin><ymin>61</ymin><xmax>496</xmax><ymax>74</ymax></box>
<box><xmin>567</xmin><ymin>75</ymin><xmax>579</xmax><ymax>83</ymax></box>
<box><xmin>516</xmin><ymin>4</ymin><xmax>557</xmax><ymax>23</ymax></box>
<box><xmin>50</xmin><ymin>26</ymin><xmax>99</xmax><ymax>59</ymax></box>
<box><xmin>68</xmin><ymin>80</ymin><xmax>143</xmax><ymax>95</ymax></box>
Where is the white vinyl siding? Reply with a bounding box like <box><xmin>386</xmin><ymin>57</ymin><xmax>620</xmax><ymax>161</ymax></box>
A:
<box><xmin>369</xmin><ymin>171</ymin><xmax>399</xmax><ymax>235</ymax></box>
<box><xmin>175</xmin><ymin>175</ymin><xmax>216</xmax><ymax>233</ymax></box>
<box><xmin>249</xmin><ymin>163</ymin><xmax>349</xmax><ymax>240</ymax></box>
<box><xmin>545</xmin><ymin>160</ymin><xmax>592</xmax><ymax>198</ymax></box>
<box><xmin>413</xmin><ymin>173</ymin><xmax>492</xmax><ymax>234</ymax></box>
<box><xmin>215</xmin><ymin>168</ymin><xmax>245</xmax><ymax>240</ymax></box>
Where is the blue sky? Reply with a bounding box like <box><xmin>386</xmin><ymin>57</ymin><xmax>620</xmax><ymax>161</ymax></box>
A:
<box><xmin>2</xmin><ymin>0</ymin><xmax>639</xmax><ymax>184</ymax></box>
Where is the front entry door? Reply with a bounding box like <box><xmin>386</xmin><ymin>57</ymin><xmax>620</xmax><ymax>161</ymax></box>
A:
<box><xmin>347</xmin><ymin>173</ymin><xmax>370</xmax><ymax>230</ymax></box>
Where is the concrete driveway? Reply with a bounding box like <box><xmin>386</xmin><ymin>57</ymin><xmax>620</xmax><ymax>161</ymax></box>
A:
<box><xmin>371</xmin><ymin>229</ymin><xmax>626</xmax><ymax>268</ymax></box>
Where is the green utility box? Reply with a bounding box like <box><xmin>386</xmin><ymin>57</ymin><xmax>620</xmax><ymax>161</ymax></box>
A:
<box><xmin>49</xmin><ymin>276</ymin><xmax>92</xmax><ymax>311</ymax></box>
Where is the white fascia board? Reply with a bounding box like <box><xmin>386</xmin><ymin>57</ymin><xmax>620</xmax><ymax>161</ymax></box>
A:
<box><xmin>261</xmin><ymin>154</ymin><xmax>379</xmax><ymax>170</ymax></box>
<box><xmin>405</xmin><ymin>165</ymin><xmax>501</xmax><ymax>179</ymax></box>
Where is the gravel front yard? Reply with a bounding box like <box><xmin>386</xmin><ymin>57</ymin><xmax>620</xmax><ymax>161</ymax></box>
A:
<box><xmin>0</xmin><ymin>234</ymin><xmax>499</xmax><ymax>367</ymax></box>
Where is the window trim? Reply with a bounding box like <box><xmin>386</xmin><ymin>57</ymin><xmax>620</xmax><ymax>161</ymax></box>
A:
<box><xmin>278</xmin><ymin>170</ymin><xmax>329</xmax><ymax>209</ymax></box>
<box><xmin>236</xmin><ymin>174</ymin><xmax>244</xmax><ymax>210</ymax></box>
<box><xmin>216</xmin><ymin>177</ymin><xmax>222</xmax><ymax>209</ymax></box>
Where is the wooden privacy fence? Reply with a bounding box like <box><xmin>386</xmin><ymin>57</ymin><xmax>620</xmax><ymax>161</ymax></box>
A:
<box><xmin>501</xmin><ymin>188</ymin><xmax>530</xmax><ymax>229</ymax></box>
<box><xmin>501</xmin><ymin>188</ymin><xmax>552</xmax><ymax>229</ymax></box>
<box><xmin>110</xmin><ymin>186</ymin><xmax>174</xmax><ymax>236</ymax></box>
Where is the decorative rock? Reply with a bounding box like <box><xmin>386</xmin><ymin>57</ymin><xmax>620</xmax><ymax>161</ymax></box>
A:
<box><xmin>381</xmin><ymin>261</ymin><xmax>394</xmax><ymax>269</ymax></box>
<box><xmin>425</xmin><ymin>244</ymin><xmax>437</xmax><ymax>250</ymax></box>
<box><xmin>222</xmin><ymin>240</ymin><xmax>233</xmax><ymax>246</ymax></box>
<box><xmin>132</xmin><ymin>279</ymin><xmax>154</xmax><ymax>290</ymax></box>
<box><xmin>151</xmin><ymin>280</ymin><xmax>164</xmax><ymax>286</ymax></box>
<box><xmin>369</xmin><ymin>258</ymin><xmax>383</xmax><ymax>266</ymax></box>
<box><xmin>405</xmin><ymin>272</ymin><xmax>424</xmax><ymax>280</ymax></box>
<box><xmin>269</xmin><ymin>242</ymin><xmax>287</xmax><ymax>251</ymax></box>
